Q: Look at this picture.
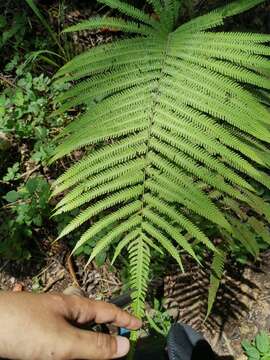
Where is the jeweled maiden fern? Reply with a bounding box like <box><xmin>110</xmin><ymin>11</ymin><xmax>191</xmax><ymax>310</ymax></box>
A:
<box><xmin>51</xmin><ymin>0</ymin><xmax>270</xmax><ymax>319</ymax></box>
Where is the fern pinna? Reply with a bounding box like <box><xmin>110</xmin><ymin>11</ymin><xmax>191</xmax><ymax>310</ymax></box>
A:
<box><xmin>51</xmin><ymin>0</ymin><xmax>270</xmax><ymax>320</ymax></box>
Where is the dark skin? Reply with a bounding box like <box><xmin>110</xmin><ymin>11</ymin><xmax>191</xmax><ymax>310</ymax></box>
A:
<box><xmin>0</xmin><ymin>292</ymin><xmax>142</xmax><ymax>360</ymax></box>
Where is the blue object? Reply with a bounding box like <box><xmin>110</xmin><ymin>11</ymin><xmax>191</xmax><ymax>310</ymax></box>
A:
<box><xmin>120</xmin><ymin>327</ymin><xmax>130</xmax><ymax>336</ymax></box>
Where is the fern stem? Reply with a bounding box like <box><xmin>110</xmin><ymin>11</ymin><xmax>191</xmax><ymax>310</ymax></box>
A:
<box><xmin>139</xmin><ymin>34</ymin><xmax>172</xmax><ymax>224</ymax></box>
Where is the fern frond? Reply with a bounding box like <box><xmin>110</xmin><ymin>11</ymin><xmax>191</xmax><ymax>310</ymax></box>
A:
<box><xmin>146</xmin><ymin>0</ymin><xmax>163</xmax><ymax>15</ymax></box>
<box><xmin>146</xmin><ymin>175</ymin><xmax>229</xmax><ymax>231</ymax></box>
<box><xmin>244</xmin><ymin>190</ymin><xmax>270</xmax><ymax>223</ymax></box>
<box><xmin>141</xmin><ymin>233</ymin><xmax>164</xmax><ymax>255</ymax></box>
<box><xmin>164</xmin><ymin>57</ymin><xmax>269</xmax><ymax>121</ymax></box>
<box><xmin>248</xmin><ymin>217</ymin><xmax>270</xmax><ymax>246</ymax></box>
<box><xmin>178</xmin><ymin>32</ymin><xmax>270</xmax><ymax>44</ymax></box>
<box><xmin>175</xmin><ymin>0</ymin><xmax>265</xmax><ymax>33</ymax></box>
<box><xmin>55</xmin><ymin>38</ymin><xmax>165</xmax><ymax>82</ymax></box>
<box><xmin>149</xmin><ymin>142</ymin><xmax>247</xmax><ymax>205</ymax></box>
<box><xmin>143</xmin><ymin>207</ymin><xmax>199</xmax><ymax>262</ymax></box>
<box><xmin>73</xmin><ymin>201</ymin><xmax>141</xmax><ymax>252</ymax></box>
<box><xmin>206</xmin><ymin>248</ymin><xmax>227</xmax><ymax>319</ymax></box>
<box><xmin>88</xmin><ymin>215</ymin><xmax>141</xmax><ymax>263</ymax></box>
<box><xmin>146</xmin><ymin>160</ymin><xmax>230</xmax><ymax>225</ymax></box>
<box><xmin>171</xmin><ymin>43</ymin><xmax>270</xmax><ymax>72</ymax></box>
<box><xmin>142</xmin><ymin>222</ymin><xmax>184</xmax><ymax>272</ymax></box>
<box><xmin>228</xmin><ymin>217</ymin><xmax>260</xmax><ymax>257</ymax></box>
<box><xmin>160</xmin><ymin>75</ymin><xmax>270</xmax><ymax>142</ymax></box>
<box><xmin>54</xmin><ymin>161</ymin><xmax>145</xmax><ymax>209</ymax></box>
<box><xmin>111</xmin><ymin>229</ymin><xmax>140</xmax><ymax>265</ymax></box>
<box><xmin>55</xmin><ymin>69</ymin><xmax>158</xmax><ymax>114</ymax></box>
<box><xmin>112</xmin><ymin>228</ymin><xmax>165</xmax><ymax>265</ymax></box>
<box><xmin>178</xmin><ymin>38</ymin><xmax>270</xmax><ymax>57</ymax></box>
<box><xmin>56</xmin><ymin>62</ymin><xmax>159</xmax><ymax>104</ymax></box>
<box><xmin>129</xmin><ymin>237</ymin><xmax>151</xmax><ymax>318</ymax></box>
<box><xmin>52</xmin><ymin>0</ymin><xmax>270</xmax><ymax>319</ymax></box>
<box><xmin>160</xmin><ymin>0</ymin><xmax>178</xmax><ymax>31</ymax></box>
<box><xmin>52</xmin><ymin>132</ymin><xmax>146</xmax><ymax>183</ymax></box>
<box><xmin>153</xmin><ymin>126</ymin><xmax>255</xmax><ymax>190</ymax></box>
<box><xmin>56</xmin><ymin>91</ymin><xmax>152</xmax><ymax>138</ymax></box>
<box><xmin>59</xmin><ymin>187</ymin><xmax>142</xmax><ymax>239</ymax></box>
<box><xmin>63</xmin><ymin>17</ymin><xmax>155</xmax><ymax>36</ymax></box>
<box><xmin>154</xmin><ymin>121</ymin><xmax>270</xmax><ymax>190</ymax></box>
<box><xmin>54</xmin><ymin>172</ymin><xmax>143</xmax><ymax>215</ymax></box>
<box><xmin>97</xmin><ymin>0</ymin><xmax>159</xmax><ymax>28</ymax></box>
<box><xmin>52</xmin><ymin>148</ymin><xmax>146</xmax><ymax>195</ymax></box>
<box><xmin>144</xmin><ymin>194</ymin><xmax>216</xmax><ymax>252</ymax></box>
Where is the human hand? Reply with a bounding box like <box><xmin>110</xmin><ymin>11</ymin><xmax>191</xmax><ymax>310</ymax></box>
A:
<box><xmin>0</xmin><ymin>291</ymin><xmax>142</xmax><ymax>360</ymax></box>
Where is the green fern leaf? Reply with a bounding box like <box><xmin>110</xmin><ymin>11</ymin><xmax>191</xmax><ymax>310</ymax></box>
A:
<box><xmin>63</xmin><ymin>17</ymin><xmax>155</xmax><ymax>36</ymax></box>
<box><xmin>97</xmin><ymin>0</ymin><xmax>158</xmax><ymax>28</ymax></box>
<box><xmin>142</xmin><ymin>221</ymin><xmax>184</xmax><ymax>272</ymax></box>
<box><xmin>89</xmin><ymin>216</ymin><xmax>141</xmax><ymax>263</ymax></box>
<box><xmin>111</xmin><ymin>229</ymin><xmax>140</xmax><ymax>265</ymax></box>
<box><xmin>129</xmin><ymin>237</ymin><xmax>151</xmax><ymax>318</ymax></box>
<box><xmin>52</xmin><ymin>0</ymin><xmax>270</xmax><ymax>319</ymax></box>
<box><xmin>206</xmin><ymin>248</ymin><xmax>227</xmax><ymax>319</ymax></box>
<box><xmin>146</xmin><ymin>0</ymin><xmax>163</xmax><ymax>15</ymax></box>
<box><xmin>175</xmin><ymin>0</ymin><xmax>265</xmax><ymax>33</ymax></box>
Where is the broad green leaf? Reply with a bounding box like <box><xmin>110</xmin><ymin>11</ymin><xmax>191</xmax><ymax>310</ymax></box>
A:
<box><xmin>4</xmin><ymin>191</ymin><xmax>19</xmax><ymax>203</ymax></box>
<box><xmin>255</xmin><ymin>331</ymin><xmax>270</xmax><ymax>354</ymax></box>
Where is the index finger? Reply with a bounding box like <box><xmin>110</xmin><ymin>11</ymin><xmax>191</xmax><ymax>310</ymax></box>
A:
<box><xmin>64</xmin><ymin>296</ymin><xmax>142</xmax><ymax>330</ymax></box>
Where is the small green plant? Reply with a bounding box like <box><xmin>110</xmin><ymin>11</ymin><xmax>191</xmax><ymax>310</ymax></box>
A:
<box><xmin>0</xmin><ymin>177</ymin><xmax>51</xmax><ymax>259</ymax></box>
<box><xmin>0</xmin><ymin>58</ymin><xmax>72</xmax><ymax>260</ymax></box>
<box><xmin>2</xmin><ymin>163</ymin><xmax>21</xmax><ymax>182</ymax></box>
<box><xmin>146</xmin><ymin>299</ymin><xmax>172</xmax><ymax>337</ymax></box>
<box><xmin>242</xmin><ymin>331</ymin><xmax>270</xmax><ymax>360</ymax></box>
<box><xmin>0</xmin><ymin>72</ymin><xmax>69</xmax><ymax>165</ymax></box>
<box><xmin>51</xmin><ymin>0</ymin><xmax>270</xmax><ymax>324</ymax></box>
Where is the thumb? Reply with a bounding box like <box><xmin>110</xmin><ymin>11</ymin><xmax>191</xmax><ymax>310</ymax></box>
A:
<box><xmin>69</xmin><ymin>329</ymin><xmax>130</xmax><ymax>359</ymax></box>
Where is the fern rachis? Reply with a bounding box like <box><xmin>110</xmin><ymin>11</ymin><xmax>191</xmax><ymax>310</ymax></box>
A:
<box><xmin>51</xmin><ymin>0</ymin><xmax>270</xmax><ymax>321</ymax></box>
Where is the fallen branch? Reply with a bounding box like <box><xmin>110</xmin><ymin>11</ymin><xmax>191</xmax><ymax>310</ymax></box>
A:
<box><xmin>42</xmin><ymin>269</ymin><xmax>65</xmax><ymax>292</ymax></box>
<box><xmin>66</xmin><ymin>254</ymin><xmax>80</xmax><ymax>288</ymax></box>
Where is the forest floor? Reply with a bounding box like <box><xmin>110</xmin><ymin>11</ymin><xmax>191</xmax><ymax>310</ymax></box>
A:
<box><xmin>0</xmin><ymin>245</ymin><xmax>269</xmax><ymax>360</ymax></box>
<box><xmin>209</xmin><ymin>252</ymin><xmax>270</xmax><ymax>359</ymax></box>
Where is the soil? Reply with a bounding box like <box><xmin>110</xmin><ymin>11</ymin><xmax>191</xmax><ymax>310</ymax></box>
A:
<box><xmin>164</xmin><ymin>252</ymin><xmax>270</xmax><ymax>360</ymax></box>
<box><xmin>0</xmin><ymin>234</ymin><xmax>121</xmax><ymax>299</ymax></box>
<box><xmin>214</xmin><ymin>252</ymin><xmax>270</xmax><ymax>359</ymax></box>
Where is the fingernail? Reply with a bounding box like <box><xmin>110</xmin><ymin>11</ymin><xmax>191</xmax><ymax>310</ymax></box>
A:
<box><xmin>130</xmin><ymin>318</ymin><xmax>142</xmax><ymax>330</ymax></box>
<box><xmin>134</xmin><ymin>318</ymin><xmax>142</xmax><ymax>329</ymax></box>
<box><xmin>115</xmin><ymin>336</ymin><xmax>130</xmax><ymax>357</ymax></box>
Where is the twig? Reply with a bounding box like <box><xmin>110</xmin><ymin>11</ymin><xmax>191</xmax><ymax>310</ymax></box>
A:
<box><xmin>222</xmin><ymin>332</ymin><xmax>234</xmax><ymax>356</ymax></box>
<box><xmin>0</xmin><ymin>190</ymin><xmax>43</xmax><ymax>210</ymax></box>
<box><xmin>35</xmin><ymin>262</ymin><xmax>55</xmax><ymax>279</ymax></box>
<box><xmin>66</xmin><ymin>254</ymin><xmax>80</xmax><ymax>287</ymax></box>
<box><xmin>0</xmin><ymin>260</ymin><xmax>10</xmax><ymax>273</ymax></box>
<box><xmin>100</xmin><ymin>278</ymin><xmax>121</xmax><ymax>286</ymax></box>
<box><xmin>0</xmin><ymin>180</ymin><xmax>10</xmax><ymax>185</ymax></box>
<box><xmin>42</xmin><ymin>269</ymin><xmax>65</xmax><ymax>292</ymax></box>
<box><xmin>0</xmin><ymin>199</ymin><xmax>27</xmax><ymax>210</ymax></box>
<box><xmin>0</xmin><ymin>166</ymin><xmax>40</xmax><ymax>190</ymax></box>
<box><xmin>0</xmin><ymin>74</ymin><xmax>16</xmax><ymax>88</ymax></box>
<box><xmin>18</xmin><ymin>165</ymin><xmax>41</xmax><ymax>181</ymax></box>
